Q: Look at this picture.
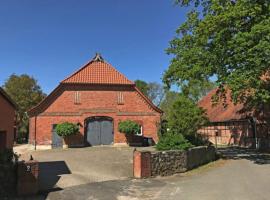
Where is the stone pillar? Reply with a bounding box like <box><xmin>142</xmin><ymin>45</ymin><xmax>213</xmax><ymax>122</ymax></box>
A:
<box><xmin>17</xmin><ymin>160</ymin><xmax>39</xmax><ymax>196</ymax></box>
<box><xmin>133</xmin><ymin>150</ymin><xmax>151</xmax><ymax>178</ymax></box>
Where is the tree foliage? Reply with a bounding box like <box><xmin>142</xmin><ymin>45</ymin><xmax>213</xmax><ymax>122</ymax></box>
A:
<box><xmin>164</xmin><ymin>0</ymin><xmax>270</xmax><ymax>109</ymax></box>
<box><xmin>167</xmin><ymin>95</ymin><xmax>208</xmax><ymax>139</ymax></box>
<box><xmin>135</xmin><ymin>79</ymin><xmax>165</xmax><ymax>106</ymax></box>
<box><xmin>56</xmin><ymin>122</ymin><xmax>79</xmax><ymax>137</ymax></box>
<box><xmin>147</xmin><ymin>82</ymin><xmax>165</xmax><ymax>106</ymax></box>
<box><xmin>135</xmin><ymin>80</ymin><xmax>149</xmax><ymax>96</ymax></box>
<box><xmin>3</xmin><ymin>74</ymin><xmax>46</xmax><ymax>139</ymax></box>
<box><xmin>159</xmin><ymin>91</ymin><xmax>179</xmax><ymax>120</ymax></box>
<box><xmin>118</xmin><ymin>120</ymin><xmax>140</xmax><ymax>135</ymax></box>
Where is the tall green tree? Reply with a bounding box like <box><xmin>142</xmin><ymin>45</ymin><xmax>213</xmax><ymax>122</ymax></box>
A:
<box><xmin>135</xmin><ymin>79</ymin><xmax>165</xmax><ymax>106</ymax></box>
<box><xmin>164</xmin><ymin>0</ymin><xmax>270</xmax><ymax>109</ymax></box>
<box><xmin>135</xmin><ymin>80</ymin><xmax>149</xmax><ymax>96</ymax></box>
<box><xmin>3</xmin><ymin>74</ymin><xmax>46</xmax><ymax>140</ymax></box>
<box><xmin>147</xmin><ymin>82</ymin><xmax>165</xmax><ymax>106</ymax></box>
<box><xmin>160</xmin><ymin>91</ymin><xmax>179</xmax><ymax>120</ymax></box>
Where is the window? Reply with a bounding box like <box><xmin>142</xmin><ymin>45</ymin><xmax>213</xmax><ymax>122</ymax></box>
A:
<box><xmin>135</xmin><ymin>125</ymin><xmax>143</xmax><ymax>136</ymax></box>
<box><xmin>117</xmin><ymin>92</ymin><xmax>124</xmax><ymax>105</ymax></box>
<box><xmin>74</xmin><ymin>91</ymin><xmax>81</xmax><ymax>104</ymax></box>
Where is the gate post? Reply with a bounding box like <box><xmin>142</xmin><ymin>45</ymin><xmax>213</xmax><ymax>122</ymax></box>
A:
<box><xmin>17</xmin><ymin>159</ymin><xmax>39</xmax><ymax>196</ymax></box>
<box><xmin>133</xmin><ymin>150</ymin><xmax>151</xmax><ymax>178</ymax></box>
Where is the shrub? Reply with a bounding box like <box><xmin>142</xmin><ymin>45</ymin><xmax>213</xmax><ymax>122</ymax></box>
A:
<box><xmin>56</xmin><ymin>122</ymin><xmax>79</xmax><ymax>137</ymax></box>
<box><xmin>118</xmin><ymin>120</ymin><xmax>140</xmax><ymax>135</ymax></box>
<box><xmin>156</xmin><ymin>132</ymin><xmax>193</xmax><ymax>151</ymax></box>
<box><xmin>167</xmin><ymin>95</ymin><xmax>208</xmax><ymax>145</ymax></box>
<box><xmin>0</xmin><ymin>149</ymin><xmax>19</xmax><ymax>164</ymax></box>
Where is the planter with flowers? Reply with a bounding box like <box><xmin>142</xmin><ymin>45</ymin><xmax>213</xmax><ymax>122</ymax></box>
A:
<box><xmin>56</xmin><ymin>122</ymin><xmax>79</xmax><ymax>148</ymax></box>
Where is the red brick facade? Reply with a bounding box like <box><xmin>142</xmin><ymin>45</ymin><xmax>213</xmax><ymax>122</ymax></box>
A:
<box><xmin>0</xmin><ymin>87</ymin><xmax>17</xmax><ymax>150</ymax></box>
<box><xmin>28</xmin><ymin>55</ymin><xmax>162</xmax><ymax>148</ymax></box>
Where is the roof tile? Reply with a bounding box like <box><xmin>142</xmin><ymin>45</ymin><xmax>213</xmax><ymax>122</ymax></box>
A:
<box><xmin>198</xmin><ymin>89</ymin><xmax>246</xmax><ymax>122</ymax></box>
<box><xmin>62</xmin><ymin>56</ymin><xmax>134</xmax><ymax>85</ymax></box>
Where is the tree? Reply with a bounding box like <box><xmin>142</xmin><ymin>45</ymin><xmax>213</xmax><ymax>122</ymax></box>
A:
<box><xmin>135</xmin><ymin>80</ymin><xmax>149</xmax><ymax>96</ymax></box>
<box><xmin>160</xmin><ymin>91</ymin><xmax>179</xmax><ymax>120</ymax></box>
<box><xmin>164</xmin><ymin>0</ymin><xmax>270</xmax><ymax>109</ymax></box>
<box><xmin>3</xmin><ymin>74</ymin><xmax>46</xmax><ymax>141</ymax></box>
<box><xmin>147</xmin><ymin>82</ymin><xmax>165</xmax><ymax>106</ymax></box>
<box><xmin>135</xmin><ymin>79</ymin><xmax>165</xmax><ymax>106</ymax></box>
<box><xmin>167</xmin><ymin>95</ymin><xmax>208</xmax><ymax>144</ymax></box>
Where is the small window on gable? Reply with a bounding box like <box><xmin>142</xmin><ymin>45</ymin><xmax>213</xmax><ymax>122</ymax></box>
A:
<box><xmin>74</xmin><ymin>91</ymin><xmax>81</xmax><ymax>105</ymax></box>
<box><xmin>117</xmin><ymin>92</ymin><xmax>124</xmax><ymax>105</ymax></box>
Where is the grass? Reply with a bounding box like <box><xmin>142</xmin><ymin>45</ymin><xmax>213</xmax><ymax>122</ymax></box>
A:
<box><xmin>182</xmin><ymin>159</ymin><xmax>228</xmax><ymax>177</ymax></box>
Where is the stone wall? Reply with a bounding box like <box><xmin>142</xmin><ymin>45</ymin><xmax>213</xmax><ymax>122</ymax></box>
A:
<box><xmin>150</xmin><ymin>150</ymin><xmax>187</xmax><ymax>176</ymax></box>
<box><xmin>134</xmin><ymin>146</ymin><xmax>216</xmax><ymax>178</ymax></box>
<box><xmin>186</xmin><ymin>146</ymin><xmax>216</xmax><ymax>170</ymax></box>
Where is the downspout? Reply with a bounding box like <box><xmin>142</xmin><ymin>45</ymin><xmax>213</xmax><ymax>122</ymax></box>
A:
<box><xmin>253</xmin><ymin>117</ymin><xmax>258</xmax><ymax>149</ymax></box>
<box><xmin>34</xmin><ymin>116</ymin><xmax>37</xmax><ymax>150</ymax></box>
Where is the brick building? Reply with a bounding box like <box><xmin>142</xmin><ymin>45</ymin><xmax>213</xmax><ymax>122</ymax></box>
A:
<box><xmin>0</xmin><ymin>87</ymin><xmax>17</xmax><ymax>150</ymax></box>
<box><xmin>198</xmin><ymin>89</ymin><xmax>270</xmax><ymax>148</ymax></box>
<box><xmin>28</xmin><ymin>54</ymin><xmax>162</xmax><ymax>149</ymax></box>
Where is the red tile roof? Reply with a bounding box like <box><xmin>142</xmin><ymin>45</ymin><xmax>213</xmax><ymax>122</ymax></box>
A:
<box><xmin>198</xmin><ymin>89</ymin><xmax>247</xmax><ymax>122</ymax></box>
<box><xmin>62</xmin><ymin>54</ymin><xmax>134</xmax><ymax>85</ymax></box>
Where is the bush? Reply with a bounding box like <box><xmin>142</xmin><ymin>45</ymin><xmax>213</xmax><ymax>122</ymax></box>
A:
<box><xmin>118</xmin><ymin>120</ymin><xmax>140</xmax><ymax>135</ymax></box>
<box><xmin>156</xmin><ymin>132</ymin><xmax>193</xmax><ymax>151</ymax></box>
<box><xmin>167</xmin><ymin>95</ymin><xmax>208</xmax><ymax>145</ymax></box>
<box><xmin>185</xmin><ymin>134</ymin><xmax>210</xmax><ymax>146</ymax></box>
<box><xmin>0</xmin><ymin>149</ymin><xmax>19</xmax><ymax>164</ymax></box>
<box><xmin>56</xmin><ymin>122</ymin><xmax>79</xmax><ymax>137</ymax></box>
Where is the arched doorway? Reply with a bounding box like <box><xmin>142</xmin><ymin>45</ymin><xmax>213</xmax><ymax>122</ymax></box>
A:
<box><xmin>85</xmin><ymin>116</ymin><xmax>113</xmax><ymax>146</ymax></box>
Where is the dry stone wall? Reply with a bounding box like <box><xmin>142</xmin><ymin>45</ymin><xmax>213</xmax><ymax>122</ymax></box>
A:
<box><xmin>134</xmin><ymin>146</ymin><xmax>216</xmax><ymax>178</ymax></box>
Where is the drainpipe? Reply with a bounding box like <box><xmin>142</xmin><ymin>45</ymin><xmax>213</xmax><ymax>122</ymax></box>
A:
<box><xmin>253</xmin><ymin>117</ymin><xmax>258</xmax><ymax>149</ymax></box>
<box><xmin>34</xmin><ymin>116</ymin><xmax>37</xmax><ymax>150</ymax></box>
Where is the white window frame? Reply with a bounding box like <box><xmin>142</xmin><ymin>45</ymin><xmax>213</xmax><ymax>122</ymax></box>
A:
<box><xmin>135</xmin><ymin>125</ymin><xmax>143</xmax><ymax>136</ymax></box>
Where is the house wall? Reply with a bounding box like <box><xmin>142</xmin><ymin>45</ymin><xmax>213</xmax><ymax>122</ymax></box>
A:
<box><xmin>198</xmin><ymin>121</ymin><xmax>255</xmax><ymax>147</ymax></box>
<box><xmin>0</xmin><ymin>94</ymin><xmax>16</xmax><ymax>149</ymax></box>
<box><xmin>29</xmin><ymin>85</ymin><xmax>161</xmax><ymax>147</ymax></box>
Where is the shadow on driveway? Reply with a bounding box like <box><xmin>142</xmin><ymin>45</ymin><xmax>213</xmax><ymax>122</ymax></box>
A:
<box><xmin>38</xmin><ymin>161</ymin><xmax>71</xmax><ymax>192</ymax></box>
<box><xmin>218</xmin><ymin>146</ymin><xmax>270</xmax><ymax>165</ymax></box>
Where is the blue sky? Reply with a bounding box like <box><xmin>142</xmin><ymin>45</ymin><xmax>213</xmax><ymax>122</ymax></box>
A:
<box><xmin>0</xmin><ymin>0</ymin><xmax>190</xmax><ymax>94</ymax></box>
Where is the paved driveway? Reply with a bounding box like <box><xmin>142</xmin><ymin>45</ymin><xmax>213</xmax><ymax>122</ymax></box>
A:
<box><xmin>20</xmin><ymin>147</ymin><xmax>270</xmax><ymax>200</ymax></box>
<box><xmin>20</xmin><ymin>146</ymin><xmax>134</xmax><ymax>191</ymax></box>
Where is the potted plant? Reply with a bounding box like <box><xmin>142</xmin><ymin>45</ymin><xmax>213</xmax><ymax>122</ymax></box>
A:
<box><xmin>118</xmin><ymin>120</ymin><xmax>140</xmax><ymax>144</ymax></box>
<box><xmin>55</xmin><ymin>122</ymin><xmax>79</xmax><ymax>148</ymax></box>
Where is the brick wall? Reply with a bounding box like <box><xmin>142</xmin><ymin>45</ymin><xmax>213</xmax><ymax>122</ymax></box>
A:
<box><xmin>198</xmin><ymin>122</ymin><xmax>254</xmax><ymax>147</ymax></box>
<box><xmin>0</xmin><ymin>94</ymin><xmax>16</xmax><ymax>149</ymax></box>
<box><xmin>29</xmin><ymin>84</ymin><xmax>161</xmax><ymax>146</ymax></box>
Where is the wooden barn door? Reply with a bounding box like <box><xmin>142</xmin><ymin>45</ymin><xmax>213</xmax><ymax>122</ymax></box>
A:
<box><xmin>86</xmin><ymin>117</ymin><xmax>113</xmax><ymax>146</ymax></box>
<box><xmin>51</xmin><ymin>124</ymin><xmax>63</xmax><ymax>149</ymax></box>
